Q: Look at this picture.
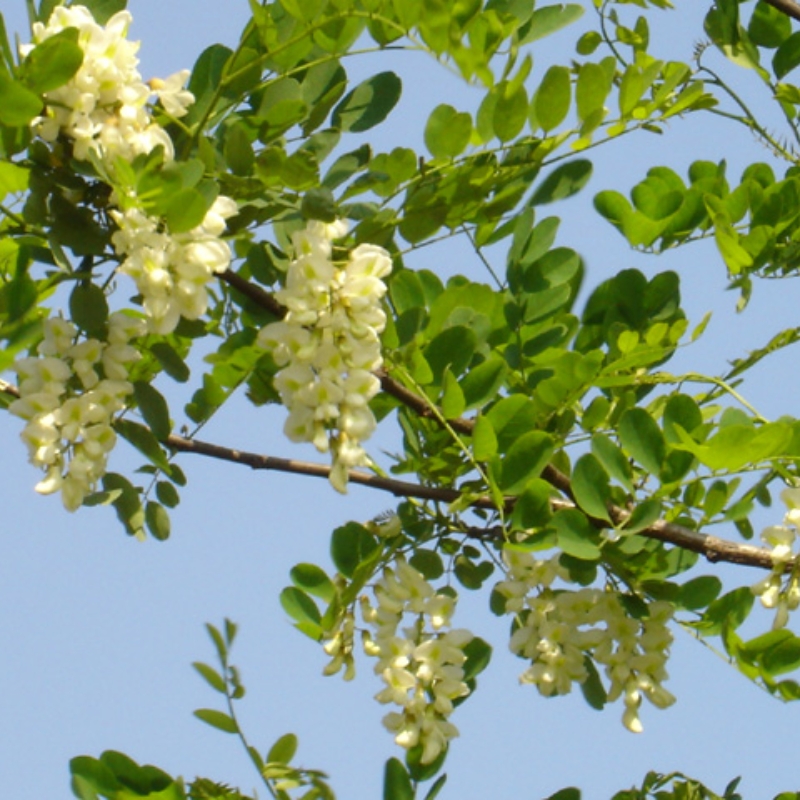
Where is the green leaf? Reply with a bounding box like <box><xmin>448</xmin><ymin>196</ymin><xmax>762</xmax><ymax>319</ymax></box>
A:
<box><xmin>115</xmin><ymin>418</ymin><xmax>172</xmax><ymax>472</ymax></box>
<box><xmin>441</xmin><ymin>368</ymin><xmax>466</xmax><ymax>418</ymax></box>
<box><xmin>472</xmin><ymin>414</ymin><xmax>498</xmax><ymax>461</ymax></box>
<box><xmin>330</xmin><ymin>522</ymin><xmax>379</xmax><ymax>578</ymax></box>
<box><xmin>266</xmin><ymin>732</ymin><xmax>298</xmax><ymax>765</ymax></box>
<box><xmin>618</xmin><ymin>408</ymin><xmax>665</xmax><ymax>475</ymax></box>
<box><xmin>133</xmin><ymin>382</ymin><xmax>171</xmax><ymax>441</ymax></box>
<box><xmin>279</xmin><ymin>587</ymin><xmax>322</xmax><ymax>636</ymax></box>
<box><xmin>693</xmin><ymin>587</ymin><xmax>754</xmax><ymax>636</ymax></box>
<box><xmin>384</xmin><ymin>757</ymin><xmax>414</xmax><ymax>800</ymax></box>
<box><xmin>301</xmin><ymin>187</ymin><xmax>337</xmax><ymax>222</ymax></box>
<box><xmin>545</xmin><ymin>789</ymin><xmax>582</xmax><ymax>800</ymax></box>
<box><xmin>0</xmin><ymin>77</ymin><xmax>43</xmax><ymax>126</ymax></box>
<box><xmin>773</xmin><ymin>31</ymin><xmax>800</xmax><ymax>79</ymax></box>
<box><xmin>678</xmin><ymin>576</ymin><xmax>722</xmax><ymax>611</ymax></box>
<box><xmin>409</xmin><ymin>549</ymin><xmax>444</xmax><ymax>580</ymax></box>
<box><xmin>510</xmin><ymin>478</ymin><xmax>553</xmax><ymax>530</ymax></box>
<box><xmin>761</xmin><ymin>634</ymin><xmax>800</xmax><ymax>676</ymax></box>
<box><xmin>69</xmin><ymin>282</ymin><xmax>109</xmax><ymax>338</ymax></box>
<box><xmin>150</xmin><ymin>342</ymin><xmax>190</xmax><ymax>383</ymax></box>
<box><xmin>532</xmin><ymin>65</ymin><xmax>571</xmax><ymax>132</ymax></box>
<box><xmin>193</xmin><ymin>708</ymin><xmax>238</xmax><ymax>735</ymax></box>
<box><xmin>462</xmin><ymin>635</ymin><xmax>493</xmax><ymax>681</ymax></box>
<box><xmin>155</xmin><ymin>481</ymin><xmax>179</xmax><ymax>508</ymax></box>
<box><xmin>19</xmin><ymin>28</ymin><xmax>83</xmax><ymax>93</ymax></box>
<box><xmin>423</xmin><ymin>774</ymin><xmax>447</xmax><ymax>800</ymax></box>
<box><xmin>520</xmin><ymin>4</ymin><xmax>584</xmax><ymax>44</ymax></box>
<box><xmin>424</xmin><ymin>103</ymin><xmax>472</xmax><ymax>158</ymax></box>
<box><xmin>552</xmin><ymin>508</ymin><xmax>602</xmax><ymax>560</ymax></box>
<box><xmin>163</xmin><ymin>187</ymin><xmax>212</xmax><ymax>233</ymax></box>
<box><xmin>571</xmin><ymin>453</ymin><xmax>612</xmax><ymax>522</ymax></box>
<box><xmin>591</xmin><ymin>433</ymin><xmax>634</xmax><ymax>493</ymax></box>
<box><xmin>579</xmin><ymin>656</ymin><xmax>606</xmax><ymax>711</ymax></box>
<box><xmin>494</xmin><ymin>81</ymin><xmax>528</xmax><ymax>141</ymax></box>
<box><xmin>531</xmin><ymin>160</ymin><xmax>593</xmax><ymax>205</ymax></box>
<box><xmin>499</xmin><ymin>431</ymin><xmax>554</xmax><ymax>494</ymax></box>
<box><xmin>576</xmin><ymin>62</ymin><xmax>611</xmax><ymax>123</ymax></box>
<box><xmin>145</xmin><ymin>500</ymin><xmax>171</xmax><ymax>541</ymax></box>
<box><xmin>749</xmin><ymin>0</ymin><xmax>791</xmax><ymax>48</ymax></box>
<box><xmin>332</xmin><ymin>71</ymin><xmax>402</xmax><ymax>132</ymax></box>
<box><xmin>622</xmin><ymin>498</ymin><xmax>662</xmax><ymax>534</ymax></box>
<box><xmin>192</xmin><ymin>661</ymin><xmax>227</xmax><ymax>694</ymax></box>
<box><xmin>460</xmin><ymin>354</ymin><xmax>507</xmax><ymax>410</ymax></box>
<box><xmin>290</xmin><ymin>563</ymin><xmax>335</xmax><ymax>602</ymax></box>
<box><xmin>102</xmin><ymin>472</ymin><xmax>145</xmax><ymax>538</ymax></box>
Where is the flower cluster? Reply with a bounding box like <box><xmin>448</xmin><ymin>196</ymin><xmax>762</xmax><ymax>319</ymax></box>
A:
<box><xmin>495</xmin><ymin>549</ymin><xmax>675</xmax><ymax>733</ymax></box>
<box><xmin>110</xmin><ymin>196</ymin><xmax>237</xmax><ymax>334</ymax></box>
<box><xmin>24</xmin><ymin>5</ymin><xmax>193</xmax><ymax>163</ymax></box>
<box><xmin>25</xmin><ymin>5</ymin><xmax>237</xmax><ymax>336</ymax></box>
<box><xmin>258</xmin><ymin>220</ymin><xmax>392</xmax><ymax>493</ymax></box>
<box><xmin>752</xmin><ymin>486</ymin><xmax>800</xmax><ymax>629</ymax></box>
<box><xmin>359</xmin><ymin>558</ymin><xmax>474</xmax><ymax>764</ymax></box>
<box><xmin>9</xmin><ymin>313</ymin><xmax>145</xmax><ymax>511</ymax></box>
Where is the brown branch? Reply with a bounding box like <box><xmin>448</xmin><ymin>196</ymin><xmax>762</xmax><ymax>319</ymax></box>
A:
<box><xmin>763</xmin><ymin>0</ymin><xmax>800</xmax><ymax>23</ymax></box>
<box><xmin>219</xmin><ymin>269</ymin><xmax>287</xmax><ymax>318</ymax></box>
<box><xmin>165</xmin><ymin>433</ymin><xmax>780</xmax><ymax>570</ymax></box>
<box><xmin>0</xmin><ymin>376</ymin><xmax>784</xmax><ymax>570</ymax></box>
<box><xmin>165</xmin><ymin>433</ymin><xmax>498</xmax><ymax>510</ymax></box>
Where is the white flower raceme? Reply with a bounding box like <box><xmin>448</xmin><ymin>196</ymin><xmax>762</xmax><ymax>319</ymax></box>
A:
<box><xmin>495</xmin><ymin>549</ymin><xmax>675</xmax><ymax>733</ymax></box>
<box><xmin>110</xmin><ymin>195</ymin><xmax>237</xmax><ymax>334</ymax></box>
<box><xmin>359</xmin><ymin>558</ymin><xmax>473</xmax><ymax>764</ymax></box>
<box><xmin>24</xmin><ymin>5</ymin><xmax>193</xmax><ymax>163</ymax></box>
<box><xmin>9</xmin><ymin>313</ymin><xmax>145</xmax><ymax>511</ymax></box>
<box><xmin>24</xmin><ymin>6</ymin><xmax>236</xmax><ymax>336</ymax></box>
<box><xmin>752</xmin><ymin>486</ymin><xmax>800</xmax><ymax>629</ymax></box>
<box><xmin>258</xmin><ymin>220</ymin><xmax>392</xmax><ymax>493</ymax></box>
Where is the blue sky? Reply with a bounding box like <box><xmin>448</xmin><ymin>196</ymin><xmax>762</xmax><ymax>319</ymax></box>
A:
<box><xmin>2</xmin><ymin>2</ymin><xmax>800</xmax><ymax>798</ymax></box>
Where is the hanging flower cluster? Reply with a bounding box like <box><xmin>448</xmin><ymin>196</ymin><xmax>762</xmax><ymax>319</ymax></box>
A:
<box><xmin>8</xmin><ymin>313</ymin><xmax>145</xmax><ymax>511</ymax></box>
<box><xmin>23</xmin><ymin>5</ymin><xmax>193</xmax><ymax>162</ymax></box>
<box><xmin>258</xmin><ymin>220</ymin><xmax>392</xmax><ymax>493</ymax></box>
<box><xmin>752</xmin><ymin>486</ymin><xmax>800</xmax><ymax>629</ymax></box>
<box><xmin>110</xmin><ymin>196</ymin><xmax>238</xmax><ymax>334</ymax></box>
<box><xmin>495</xmin><ymin>549</ymin><xmax>675</xmax><ymax>733</ymax></box>
<box><xmin>358</xmin><ymin>558</ymin><xmax>474</xmax><ymax>764</ymax></box>
<box><xmin>24</xmin><ymin>5</ymin><xmax>237</xmax><ymax>336</ymax></box>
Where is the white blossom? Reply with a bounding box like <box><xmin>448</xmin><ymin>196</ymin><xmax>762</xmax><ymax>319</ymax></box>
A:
<box><xmin>752</xmin><ymin>486</ymin><xmax>800</xmax><ymax>629</ymax></box>
<box><xmin>258</xmin><ymin>220</ymin><xmax>392</xmax><ymax>492</ymax></box>
<box><xmin>10</xmin><ymin>313</ymin><xmax>144</xmax><ymax>511</ymax></box>
<box><xmin>356</xmin><ymin>557</ymin><xmax>474</xmax><ymax>764</ymax></box>
<box><xmin>495</xmin><ymin>549</ymin><xmax>675</xmax><ymax>733</ymax></box>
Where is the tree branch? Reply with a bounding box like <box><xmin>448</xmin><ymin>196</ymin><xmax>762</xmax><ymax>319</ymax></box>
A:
<box><xmin>163</xmin><ymin>433</ymin><xmax>779</xmax><ymax>571</ymax></box>
<box><xmin>0</xmin><ymin>376</ymin><xmax>783</xmax><ymax>570</ymax></box>
<box><xmin>219</xmin><ymin>269</ymin><xmax>286</xmax><ymax>318</ymax></box>
<box><xmin>763</xmin><ymin>0</ymin><xmax>800</xmax><ymax>23</ymax></box>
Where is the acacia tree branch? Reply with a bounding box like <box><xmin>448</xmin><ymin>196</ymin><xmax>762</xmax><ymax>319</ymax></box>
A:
<box><xmin>763</xmin><ymin>0</ymin><xmax>800</xmax><ymax>23</ymax></box>
<box><xmin>0</xmin><ymin>377</ymin><xmax>783</xmax><ymax>570</ymax></box>
<box><xmin>163</xmin><ymin>433</ymin><xmax>779</xmax><ymax>570</ymax></box>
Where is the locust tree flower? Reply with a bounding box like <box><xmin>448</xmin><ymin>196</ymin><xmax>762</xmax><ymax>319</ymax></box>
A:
<box><xmin>752</xmin><ymin>486</ymin><xmax>800</xmax><ymax>628</ymax></box>
<box><xmin>357</xmin><ymin>558</ymin><xmax>474</xmax><ymax>764</ymax></box>
<box><xmin>495</xmin><ymin>548</ymin><xmax>675</xmax><ymax>733</ymax></box>
<box><xmin>10</xmin><ymin>313</ymin><xmax>144</xmax><ymax>511</ymax></box>
<box><xmin>257</xmin><ymin>220</ymin><xmax>392</xmax><ymax>492</ymax></box>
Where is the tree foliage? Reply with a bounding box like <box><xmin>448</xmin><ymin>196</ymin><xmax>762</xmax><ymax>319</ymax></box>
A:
<box><xmin>4</xmin><ymin>0</ymin><xmax>800</xmax><ymax>797</ymax></box>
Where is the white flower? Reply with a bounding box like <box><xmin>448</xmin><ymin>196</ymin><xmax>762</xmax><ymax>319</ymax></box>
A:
<box><xmin>149</xmin><ymin>70</ymin><xmax>194</xmax><ymax>117</ymax></box>
<box><xmin>259</xmin><ymin>219</ymin><xmax>392</xmax><ymax>491</ymax></box>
